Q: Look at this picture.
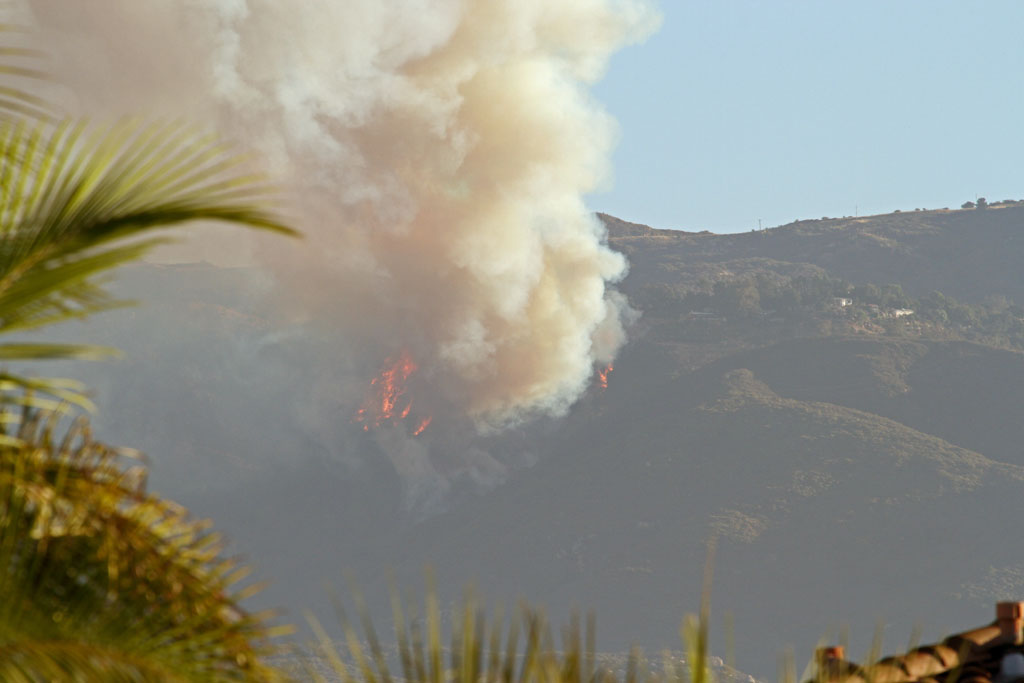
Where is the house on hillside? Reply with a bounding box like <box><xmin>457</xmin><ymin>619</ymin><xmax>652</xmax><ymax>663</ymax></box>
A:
<box><xmin>687</xmin><ymin>310</ymin><xmax>723</xmax><ymax>321</ymax></box>
<box><xmin>872</xmin><ymin>306</ymin><xmax>915</xmax><ymax>319</ymax></box>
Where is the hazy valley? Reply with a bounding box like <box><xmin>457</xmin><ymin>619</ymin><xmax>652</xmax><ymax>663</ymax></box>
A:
<box><xmin>45</xmin><ymin>202</ymin><xmax>1024</xmax><ymax>680</ymax></box>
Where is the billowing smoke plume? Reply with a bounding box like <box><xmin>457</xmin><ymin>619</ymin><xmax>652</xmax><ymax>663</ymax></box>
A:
<box><xmin>25</xmin><ymin>2</ymin><xmax>658</xmax><ymax>433</ymax></box>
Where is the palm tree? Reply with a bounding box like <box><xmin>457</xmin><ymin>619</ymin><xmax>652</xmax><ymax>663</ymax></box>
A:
<box><xmin>0</xmin><ymin>22</ymin><xmax>297</xmax><ymax>680</ymax></box>
<box><xmin>0</xmin><ymin>116</ymin><xmax>295</xmax><ymax>412</ymax></box>
<box><xmin>0</xmin><ymin>407</ymin><xmax>289</xmax><ymax>681</ymax></box>
<box><xmin>0</xmin><ymin>23</ymin><xmax>294</xmax><ymax>410</ymax></box>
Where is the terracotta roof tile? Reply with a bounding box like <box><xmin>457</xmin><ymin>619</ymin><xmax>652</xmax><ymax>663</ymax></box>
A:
<box><xmin>812</xmin><ymin>603</ymin><xmax>1024</xmax><ymax>683</ymax></box>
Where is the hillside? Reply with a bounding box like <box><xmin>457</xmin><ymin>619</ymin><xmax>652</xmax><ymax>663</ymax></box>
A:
<box><xmin>697</xmin><ymin>338</ymin><xmax>1024</xmax><ymax>467</ymax></box>
<box><xmin>602</xmin><ymin>204</ymin><xmax>1024</xmax><ymax>303</ymax></box>
<box><xmin>354</xmin><ymin>338</ymin><xmax>1024</xmax><ymax>676</ymax></box>
<box><xmin>33</xmin><ymin>204</ymin><xmax>1024</xmax><ymax>680</ymax></box>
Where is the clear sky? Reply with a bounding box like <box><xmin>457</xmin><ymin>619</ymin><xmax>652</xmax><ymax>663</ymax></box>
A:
<box><xmin>591</xmin><ymin>1</ymin><xmax>1024</xmax><ymax>233</ymax></box>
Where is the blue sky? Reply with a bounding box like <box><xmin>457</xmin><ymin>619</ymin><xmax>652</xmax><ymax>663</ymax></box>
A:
<box><xmin>591</xmin><ymin>1</ymin><xmax>1024</xmax><ymax>233</ymax></box>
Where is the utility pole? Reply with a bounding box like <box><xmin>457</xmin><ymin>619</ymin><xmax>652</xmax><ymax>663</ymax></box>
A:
<box><xmin>758</xmin><ymin>218</ymin><xmax>762</xmax><ymax>231</ymax></box>
<box><xmin>855</xmin><ymin>205</ymin><xmax>858</xmax><ymax>217</ymax></box>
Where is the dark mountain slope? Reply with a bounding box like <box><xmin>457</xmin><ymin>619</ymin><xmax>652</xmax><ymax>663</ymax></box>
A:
<box><xmin>693</xmin><ymin>337</ymin><xmax>1024</xmax><ymax>467</ymax></box>
<box><xmin>354</xmin><ymin>362</ymin><xmax>1024</xmax><ymax>679</ymax></box>
<box><xmin>604</xmin><ymin>205</ymin><xmax>1024</xmax><ymax>303</ymax></box>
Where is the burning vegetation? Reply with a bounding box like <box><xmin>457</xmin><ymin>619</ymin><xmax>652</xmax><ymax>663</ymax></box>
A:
<box><xmin>354</xmin><ymin>351</ymin><xmax>432</xmax><ymax>436</ymax></box>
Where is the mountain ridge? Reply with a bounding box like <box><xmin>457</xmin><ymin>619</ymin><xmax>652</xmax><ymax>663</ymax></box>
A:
<box><xmin>602</xmin><ymin>204</ymin><xmax>1024</xmax><ymax>303</ymax></box>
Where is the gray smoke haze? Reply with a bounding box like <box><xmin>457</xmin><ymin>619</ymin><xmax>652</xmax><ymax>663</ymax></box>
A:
<box><xmin>25</xmin><ymin>0</ymin><xmax>659</xmax><ymax>435</ymax></box>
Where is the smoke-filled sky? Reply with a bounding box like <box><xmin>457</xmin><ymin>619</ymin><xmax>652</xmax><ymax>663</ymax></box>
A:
<box><xmin>24</xmin><ymin>0</ymin><xmax>1021</xmax><ymax>428</ymax></box>
<box><xmin>592</xmin><ymin>0</ymin><xmax>1024</xmax><ymax>233</ymax></box>
<box><xmin>22</xmin><ymin>1</ymin><xmax>659</xmax><ymax>447</ymax></box>
<box><xmin>13</xmin><ymin>1</ymin><xmax>1024</xmax><ymax>416</ymax></box>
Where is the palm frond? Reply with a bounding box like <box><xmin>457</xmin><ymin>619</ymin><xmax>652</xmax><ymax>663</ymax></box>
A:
<box><xmin>0</xmin><ymin>237</ymin><xmax>153</xmax><ymax>335</ymax></box>
<box><xmin>0</xmin><ymin>407</ymin><xmax>289</xmax><ymax>681</ymax></box>
<box><xmin>0</xmin><ymin>118</ymin><xmax>295</xmax><ymax>325</ymax></box>
<box><xmin>0</xmin><ymin>118</ymin><xmax>298</xmax><ymax>406</ymax></box>
<box><xmin>0</xmin><ymin>374</ymin><xmax>98</xmax><ymax>413</ymax></box>
<box><xmin>0</xmin><ymin>639</ymin><xmax>188</xmax><ymax>682</ymax></box>
<box><xmin>0</xmin><ymin>22</ymin><xmax>301</xmax><ymax>679</ymax></box>
<box><xmin>0</xmin><ymin>24</ymin><xmax>55</xmax><ymax>121</ymax></box>
<box><xmin>0</xmin><ymin>342</ymin><xmax>118</xmax><ymax>361</ymax></box>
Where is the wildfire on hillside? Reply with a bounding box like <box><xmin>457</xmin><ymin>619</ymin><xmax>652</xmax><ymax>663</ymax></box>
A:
<box><xmin>597</xmin><ymin>362</ymin><xmax>613</xmax><ymax>390</ymax></box>
<box><xmin>412</xmin><ymin>416</ymin><xmax>432</xmax><ymax>436</ymax></box>
<box><xmin>354</xmin><ymin>350</ymin><xmax>431</xmax><ymax>436</ymax></box>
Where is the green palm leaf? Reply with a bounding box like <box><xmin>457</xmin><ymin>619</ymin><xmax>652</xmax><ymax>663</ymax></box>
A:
<box><xmin>0</xmin><ymin>24</ymin><xmax>54</xmax><ymax>122</ymax></box>
<box><xmin>0</xmin><ymin>118</ymin><xmax>297</xmax><ymax>409</ymax></box>
<box><xmin>0</xmin><ymin>28</ymin><xmax>297</xmax><ymax>407</ymax></box>
<box><xmin>0</xmin><ymin>407</ymin><xmax>289</xmax><ymax>681</ymax></box>
<box><xmin>0</xmin><ymin>18</ymin><xmax>299</xmax><ymax>678</ymax></box>
<box><xmin>0</xmin><ymin>118</ymin><xmax>295</xmax><ymax>328</ymax></box>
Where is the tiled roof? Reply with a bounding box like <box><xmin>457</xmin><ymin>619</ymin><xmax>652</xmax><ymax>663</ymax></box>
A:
<box><xmin>813</xmin><ymin>602</ymin><xmax>1024</xmax><ymax>683</ymax></box>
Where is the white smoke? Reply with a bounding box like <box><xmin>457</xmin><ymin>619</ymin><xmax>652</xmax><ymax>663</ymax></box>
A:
<box><xmin>26</xmin><ymin>0</ymin><xmax>659</xmax><ymax>430</ymax></box>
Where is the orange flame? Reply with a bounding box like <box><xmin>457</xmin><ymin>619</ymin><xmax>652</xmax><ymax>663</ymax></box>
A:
<box><xmin>354</xmin><ymin>350</ymin><xmax>432</xmax><ymax>436</ymax></box>
<box><xmin>413</xmin><ymin>416</ymin><xmax>432</xmax><ymax>436</ymax></box>
<box><xmin>597</xmin><ymin>362</ymin><xmax>613</xmax><ymax>390</ymax></box>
